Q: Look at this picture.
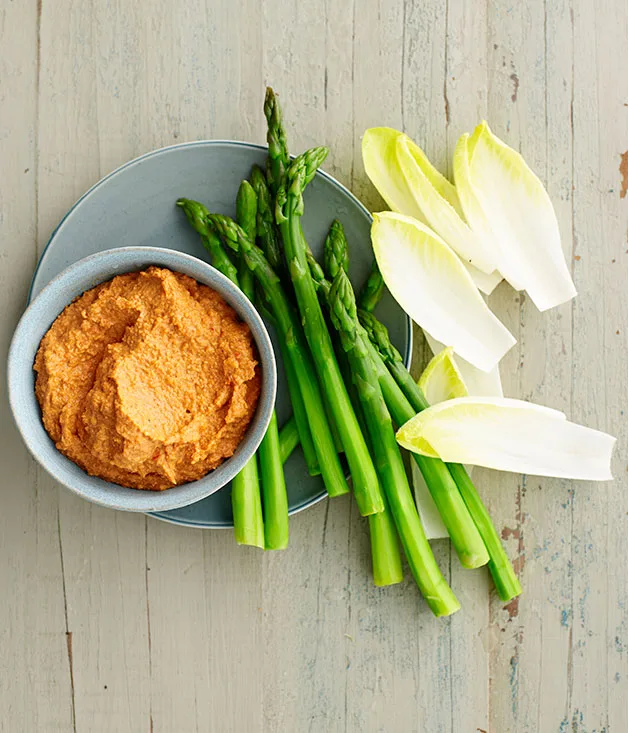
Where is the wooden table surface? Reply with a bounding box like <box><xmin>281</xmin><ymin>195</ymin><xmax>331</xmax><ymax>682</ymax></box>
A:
<box><xmin>1</xmin><ymin>1</ymin><xmax>627</xmax><ymax>731</ymax></box>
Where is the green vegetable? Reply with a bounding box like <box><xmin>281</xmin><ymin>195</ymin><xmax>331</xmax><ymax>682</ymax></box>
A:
<box><xmin>257</xmin><ymin>411</ymin><xmax>289</xmax><ymax>550</ymax></box>
<box><xmin>278</xmin><ymin>416</ymin><xmax>299</xmax><ymax>464</ymax></box>
<box><xmin>264</xmin><ymin>87</ymin><xmax>290</xmax><ymax>199</ymax></box>
<box><xmin>255</xmin><ymin>288</ymin><xmax>320</xmax><ymax>477</ymax></box>
<box><xmin>358</xmin><ymin>259</ymin><xmax>385</xmax><ymax>313</ymax></box>
<box><xmin>178</xmin><ymin>199</ymin><xmax>238</xmax><ymax>285</ymax></box>
<box><xmin>329</xmin><ymin>268</ymin><xmax>459</xmax><ymax>615</ymax></box>
<box><xmin>337</xmin><ymin>331</ymin><xmax>403</xmax><ymax>587</ymax></box>
<box><xmin>253</xmin><ymin>144</ymin><xmax>319</xmax><ymax>475</ymax></box>
<box><xmin>250</xmin><ymin>164</ymin><xmax>283</xmax><ymax>273</ymax></box>
<box><xmin>276</xmin><ymin>336</ymin><xmax>321</xmax><ymax>476</ymax></box>
<box><xmin>236</xmin><ymin>181</ymin><xmax>289</xmax><ymax>549</ymax></box>
<box><xmin>359</xmin><ymin>309</ymin><xmax>520</xmax><ymax>600</ymax></box>
<box><xmin>231</xmin><ymin>455</ymin><xmax>265</xmax><ymax>548</ymax></box>
<box><xmin>313</xmin><ymin>224</ymin><xmax>488</xmax><ymax>569</ymax></box>
<box><xmin>178</xmin><ymin>198</ymin><xmax>264</xmax><ymax>548</ymax></box>
<box><xmin>276</xmin><ymin>149</ymin><xmax>384</xmax><ymax>517</ymax></box>
<box><xmin>323</xmin><ymin>220</ymin><xmax>350</xmax><ymax>280</ymax></box>
<box><xmin>235</xmin><ymin>180</ymin><xmax>258</xmax><ymax>302</ymax></box>
<box><xmin>368</xmin><ymin>503</ymin><xmax>405</xmax><ymax>587</ymax></box>
<box><xmin>203</xmin><ymin>211</ymin><xmax>350</xmax><ymax>500</ymax></box>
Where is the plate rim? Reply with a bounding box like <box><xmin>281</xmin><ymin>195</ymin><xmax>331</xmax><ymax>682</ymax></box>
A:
<box><xmin>29</xmin><ymin>138</ymin><xmax>413</xmax><ymax>530</ymax></box>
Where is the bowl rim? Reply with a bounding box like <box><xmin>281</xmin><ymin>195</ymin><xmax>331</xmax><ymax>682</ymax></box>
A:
<box><xmin>8</xmin><ymin>245</ymin><xmax>277</xmax><ymax>512</ymax></box>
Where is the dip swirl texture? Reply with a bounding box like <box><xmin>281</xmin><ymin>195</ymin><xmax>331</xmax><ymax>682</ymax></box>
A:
<box><xmin>34</xmin><ymin>266</ymin><xmax>261</xmax><ymax>490</ymax></box>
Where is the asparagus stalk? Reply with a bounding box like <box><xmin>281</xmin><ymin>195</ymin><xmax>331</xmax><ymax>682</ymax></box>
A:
<box><xmin>235</xmin><ymin>181</ymin><xmax>258</xmax><ymax>301</ymax></box>
<box><xmin>324</xmin><ymin>220</ymin><xmax>350</xmax><ymax>279</ymax></box>
<box><xmin>232</xmin><ymin>455</ymin><xmax>264</xmax><ymax>548</ymax></box>
<box><xmin>178</xmin><ymin>198</ymin><xmax>264</xmax><ymax>548</ymax></box>
<box><xmin>278</xmin><ymin>416</ymin><xmax>299</xmax><ymax>464</ymax></box>
<box><xmin>358</xmin><ymin>259</ymin><xmax>385</xmax><ymax>313</ymax></box>
<box><xmin>359</xmin><ymin>310</ymin><xmax>521</xmax><ymax>601</ymax></box>
<box><xmin>311</xmin><ymin>232</ymin><xmax>488</xmax><ymax>569</ymax></box>
<box><xmin>256</xmin><ymin>289</ymin><xmax>321</xmax><ymax>477</ymax></box>
<box><xmin>336</xmin><ymin>327</ymin><xmax>403</xmax><ymax>587</ymax></box>
<box><xmin>179</xmin><ymin>199</ymin><xmax>239</xmax><ymax>285</ymax></box>
<box><xmin>202</xmin><ymin>211</ymin><xmax>350</xmax><ymax>500</ymax></box>
<box><xmin>264</xmin><ymin>89</ymin><xmax>345</xmax><ymax>461</ymax></box>
<box><xmin>264</xmin><ymin>87</ymin><xmax>290</xmax><ymax>199</ymax></box>
<box><xmin>276</xmin><ymin>149</ymin><xmax>384</xmax><ymax>517</ymax></box>
<box><xmin>257</xmin><ymin>411</ymin><xmax>289</xmax><ymax>549</ymax></box>
<box><xmin>251</xmin><ymin>167</ymin><xmax>320</xmax><ymax>476</ymax></box>
<box><xmin>368</xmin><ymin>504</ymin><xmax>405</xmax><ymax>587</ymax></box>
<box><xmin>329</xmin><ymin>269</ymin><xmax>459</xmax><ymax>615</ymax></box>
<box><xmin>236</xmin><ymin>182</ymin><xmax>289</xmax><ymax>550</ymax></box>
<box><xmin>250</xmin><ymin>164</ymin><xmax>283</xmax><ymax>273</ymax></box>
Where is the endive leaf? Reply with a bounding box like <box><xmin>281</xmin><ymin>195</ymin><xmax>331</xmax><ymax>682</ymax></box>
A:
<box><xmin>396</xmin><ymin>135</ymin><xmax>496</xmax><ymax>274</ymax></box>
<box><xmin>412</xmin><ymin>345</ymin><xmax>474</xmax><ymax>539</ymax></box>
<box><xmin>372</xmin><ymin>212</ymin><xmax>515</xmax><ymax>372</ymax></box>
<box><xmin>362</xmin><ymin>126</ymin><xmax>503</xmax><ymax>292</ymax></box>
<box><xmin>423</xmin><ymin>332</ymin><xmax>504</xmax><ymax>398</ymax></box>
<box><xmin>418</xmin><ymin>347</ymin><xmax>468</xmax><ymax>404</ymax></box>
<box><xmin>462</xmin><ymin>261</ymin><xmax>503</xmax><ymax>296</ymax></box>
<box><xmin>454</xmin><ymin>123</ymin><xmax>577</xmax><ymax>311</ymax></box>
<box><xmin>397</xmin><ymin>397</ymin><xmax>616</xmax><ymax>481</ymax></box>
<box><xmin>411</xmin><ymin>462</ymin><xmax>448</xmax><ymax>540</ymax></box>
<box><xmin>362</xmin><ymin>127</ymin><xmax>424</xmax><ymax>217</ymax></box>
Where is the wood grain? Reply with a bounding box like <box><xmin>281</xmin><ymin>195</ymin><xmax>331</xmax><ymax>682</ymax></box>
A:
<box><xmin>1</xmin><ymin>0</ymin><xmax>627</xmax><ymax>731</ymax></box>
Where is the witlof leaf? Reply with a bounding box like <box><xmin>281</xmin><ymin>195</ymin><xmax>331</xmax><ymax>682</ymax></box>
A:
<box><xmin>372</xmin><ymin>212</ymin><xmax>515</xmax><ymax>372</ymax></box>
<box><xmin>362</xmin><ymin>127</ymin><xmax>425</xmax><ymax>217</ymax></box>
<box><xmin>396</xmin><ymin>135</ymin><xmax>496</xmax><ymax>274</ymax></box>
<box><xmin>396</xmin><ymin>397</ymin><xmax>615</xmax><ymax>481</ymax></box>
<box><xmin>454</xmin><ymin>123</ymin><xmax>577</xmax><ymax>311</ymax></box>
<box><xmin>423</xmin><ymin>332</ymin><xmax>504</xmax><ymax>398</ymax></box>
<box><xmin>418</xmin><ymin>347</ymin><xmax>468</xmax><ymax>404</ymax></box>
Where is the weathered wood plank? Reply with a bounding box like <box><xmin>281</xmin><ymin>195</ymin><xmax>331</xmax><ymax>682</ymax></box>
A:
<box><xmin>443</xmin><ymin>2</ymin><xmax>492</xmax><ymax>730</ymax></box>
<box><xmin>0</xmin><ymin>2</ymin><xmax>75</xmax><ymax>731</ymax></box>
<box><xmin>36</xmin><ymin>3</ymin><xmax>153</xmax><ymax>731</ymax></box>
<box><xmin>485</xmin><ymin>2</ymin><xmax>554</xmax><ymax>731</ymax></box>
<box><xmin>570</xmin><ymin>1</ymin><xmax>628</xmax><ymax>731</ymax></box>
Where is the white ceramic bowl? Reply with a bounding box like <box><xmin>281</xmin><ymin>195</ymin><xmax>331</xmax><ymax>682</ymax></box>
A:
<box><xmin>7</xmin><ymin>247</ymin><xmax>277</xmax><ymax>512</ymax></box>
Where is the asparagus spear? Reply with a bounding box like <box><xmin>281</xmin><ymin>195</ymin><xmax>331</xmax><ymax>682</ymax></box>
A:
<box><xmin>264</xmin><ymin>87</ymin><xmax>290</xmax><ymax>199</ymax></box>
<box><xmin>276</xmin><ymin>149</ymin><xmax>384</xmax><ymax>517</ymax></box>
<box><xmin>264</xmin><ymin>89</ymin><xmax>345</xmax><ymax>462</ymax></box>
<box><xmin>250</xmin><ymin>164</ymin><xmax>283</xmax><ymax>273</ymax></box>
<box><xmin>329</xmin><ymin>269</ymin><xmax>459</xmax><ymax>615</ymax></box>
<box><xmin>311</xmin><ymin>234</ymin><xmax>489</xmax><ymax>570</ymax></box>
<box><xmin>359</xmin><ymin>310</ymin><xmax>521</xmax><ymax>601</ymax></box>
<box><xmin>251</xmin><ymin>167</ymin><xmax>320</xmax><ymax>476</ymax></box>
<box><xmin>278</xmin><ymin>416</ymin><xmax>299</xmax><ymax>463</ymax></box>
<box><xmin>178</xmin><ymin>198</ymin><xmax>264</xmax><ymax>549</ymax></box>
<box><xmin>236</xmin><ymin>182</ymin><xmax>289</xmax><ymax>550</ymax></box>
<box><xmin>257</xmin><ymin>411</ymin><xmax>289</xmax><ymax>549</ymax></box>
<box><xmin>201</xmin><ymin>210</ymin><xmax>350</xmax><ymax>500</ymax></box>
<box><xmin>336</xmin><ymin>324</ymin><xmax>403</xmax><ymax>587</ymax></box>
<box><xmin>179</xmin><ymin>199</ymin><xmax>239</xmax><ymax>285</ymax></box>
<box><xmin>358</xmin><ymin>259</ymin><xmax>385</xmax><ymax>313</ymax></box>
<box><xmin>324</xmin><ymin>220</ymin><xmax>350</xmax><ymax>279</ymax></box>
<box><xmin>235</xmin><ymin>181</ymin><xmax>258</xmax><ymax>301</ymax></box>
<box><xmin>256</xmin><ymin>286</ymin><xmax>321</xmax><ymax>477</ymax></box>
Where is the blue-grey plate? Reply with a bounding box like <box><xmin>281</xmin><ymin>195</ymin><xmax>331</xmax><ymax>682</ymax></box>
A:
<box><xmin>30</xmin><ymin>140</ymin><xmax>412</xmax><ymax>528</ymax></box>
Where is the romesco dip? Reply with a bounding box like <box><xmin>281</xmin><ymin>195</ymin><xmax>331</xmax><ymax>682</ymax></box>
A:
<box><xmin>34</xmin><ymin>266</ymin><xmax>261</xmax><ymax>490</ymax></box>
